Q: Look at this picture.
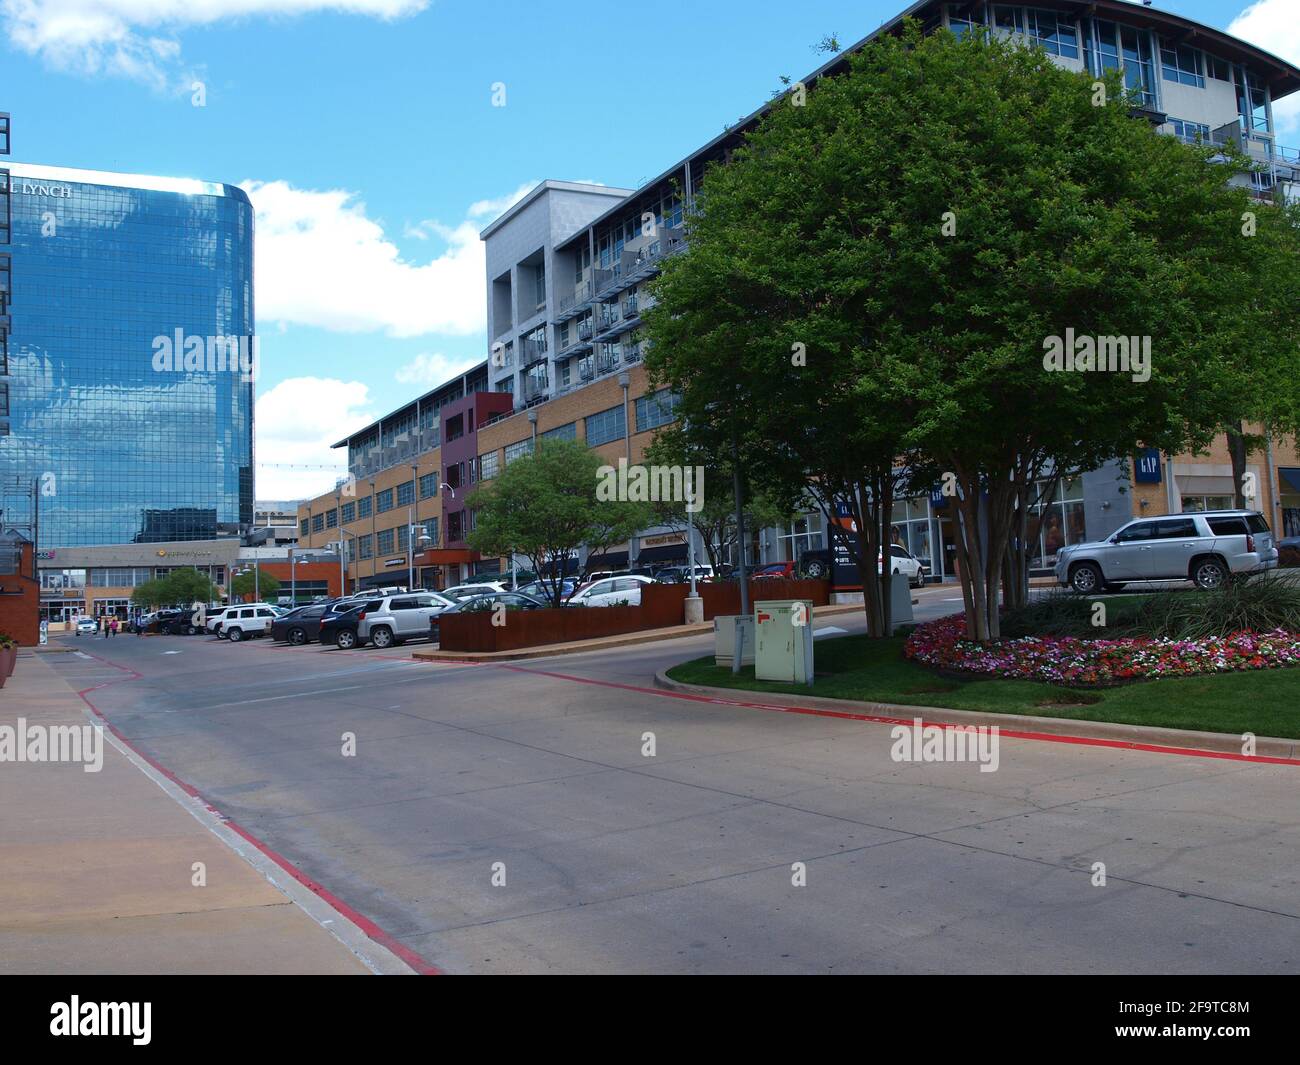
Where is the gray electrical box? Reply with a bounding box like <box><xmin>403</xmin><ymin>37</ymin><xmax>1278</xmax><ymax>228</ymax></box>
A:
<box><xmin>754</xmin><ymin>599</ymin><xmax>815</xmax><ymax>686</ymax></box>
<box><xmin>714</xmin><ymin>614</ymin><xmax>756</xmax><ymax>668</ymax></box>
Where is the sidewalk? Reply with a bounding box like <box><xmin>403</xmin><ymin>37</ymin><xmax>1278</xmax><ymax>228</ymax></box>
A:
<box><xmin>0</xmin><ymin>652</ymin><xmax>391</xmax><ymax>974</ymax></box>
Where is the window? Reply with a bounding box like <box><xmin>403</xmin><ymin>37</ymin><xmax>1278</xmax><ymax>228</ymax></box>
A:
<box><xmin>358</xmin><ymin>495</ymin><xmax>372</xmax><ymax>519</ymax></box>
<box><xmin>948</xmin><ymin>3</ymin><xmax>980</xmax><ymax>39</ymax></box>
<box><xmin>993</xmin><ymin>6</ymin><xmax>1022</xmax><ymax>34</ymax></box>
<box><xmin>358</xmin><ymin>534</ymin><xmax>373</xmax><ymax>560</ymax></box>
<box><xmin>312</xmin><ymin>513</ymin><xmax>324</xmax><ymax>533</ymax></box>
<box><xmin>1206</xmin><ymin>516</ymin><xmax>1248</xmax><ymax>536</ymax></box>
<box><xmin>1169</xmin><ymin>118</ymin><xmax>1211</xmax><ymax>143</ymax></box>
<box><xmin>1154</xmin><ymin>518</ymin><xmax>1199</xmax><ymax>538</ymax></box>
<box><xmin>504</xmin><ymin>438</ymin><xmax>534</xmax><ymax>465</ymax></box>
<box><xmin>479</xmin><ymin>450</ymin><xmax>500</xmax><ymax>479</ymax></box>
<box><xmin>377</xmin><ymin>529</ymin><xmax>395</xmax><ymax>554</ymax></box>
<box><xmin>1208</xmin><ymin>55</ymin><xmax>1232</xmax><ymax>82</ymax></box>
<box><xmin>778</xmin><ymin>513</ymin><xmax>826</xmax><ymax>563</ymax></box>
<box><xmin>300</xmin><ymin>519</ymin><xmax>309</xmax><ymax>537</ymax></box>
<box><xmin>1028</xmin><ymin>475</ymin><xmax>1087</xmax><ymax>568</ymax></box>
<box><xmin>635</xmin><ymin>389</ymin><xmax>679</xmax><ymax>432</ymax></box>
<box><xmin>376</xmin><ymin>488</ymin><xmax>394</xmax><ymax>513</ymax></box>
<box><xmin>1238</xmin><ymin>68</ymin><xmax>1269</xmax><ymax>132</ymax></box>
<box><xmin>326</xmin><ymin>509</ymin><xmax>338</xmax><ymax>529</ymax></box>
<box><xmin>1161</xmin><ymin>42</ymin><xmax>1204</xmax><ymax>88</ymax></box>
<box><xmin>423</xmin><ymin>517</ymin><xmax>439</xmax><ymax>546</ymax></box>
<box><xmin>341</xmin><ymin>501</ymin><xmax>356</xmax><ymax>524</ymax></box>
<box><xmin>398</xmin><ymin>525</ymin><xmax>410</xmax><ymax>551</ymax></box>
<box><xmin>397</xmin><ymin>480</ymin><xmax>415</xmax><ymax>506</ymax></box>
<box><xmin>1116</xmin><ymin>521</ymin><xmax>1157</xmax><ymax>542</ymax></box>
<box><xmin>1026</xmin><ymin>8</ymin><xmax>1078</xmax><ymax>59</ymax></box>
<box><xmin>542</xmin><ymin>422</ymin><xmax>576</xmax><ymax>442</ymax></box>
<box><xmin>1181</xmin><ymin>494</ymin><xmax>1234</xmax><ymax>512</ymax></box>
<box><xmin>585</xmin><ymin>404</ymin><xmax>626</xmax><ymax>447</ymax></box>
<box><xmin>1119</xmin><ymin>26</ymin><xmax>1155</xmax><ymax>106</ymax></box>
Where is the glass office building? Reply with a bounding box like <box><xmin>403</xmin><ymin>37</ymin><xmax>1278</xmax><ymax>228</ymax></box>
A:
<box><xmin>0</xmin><ymin>163</ymin><xmax>254</xmax><ymax>546</ymax></box>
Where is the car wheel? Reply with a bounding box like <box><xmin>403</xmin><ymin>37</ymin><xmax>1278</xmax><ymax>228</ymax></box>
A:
<box><xmin>805</xmin><ymin>559</ymin><xmax>828</xmax><ymax>580</ymax></box>
<box><xmin>370</xmin><ymin>626</ymin><xmax>394</xmax><ymax>649</ymax></box>
<box><xmin>336</xmin><ymin>629</ymin><xmax>357</xmax><ymax>650</ymax></box>
<box><xmin>1192</xmin><ymin>557</ymin><xmax>1228</xmax><ymax>590</ymax></box>
<box><xmin>217</xmin><ymin>630</ymin><xmax>227</xmax><ymax>639</ymax></box>
<box><xmin>228</xmin><ymin>627</ymin><xmax>244</xmax><ymax>642</ymax></box>
<box><xmin>1069</xmin><ymin>562</ymin><xmax>1103</xmax><ymax>594</ymax></box>
<box><xmin>287</xmin><ymin>627</ymin><xmax>307</xmax><ymax>646</ymax></box>
<box><xmin>187</xmin><ymin>625</ymin><xmax>198</xmax><ymax>636</ymax></box>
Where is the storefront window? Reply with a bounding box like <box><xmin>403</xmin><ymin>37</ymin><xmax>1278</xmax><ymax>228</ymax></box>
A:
<box><xmin>889</xmin><ymin>496</ymin><xmax>933</xmax><ymax>569</ymax></box>
<box><xmin>1028</xmin><ymin>476</ymin><xmax>1086</xmax><ymax>570</ymax></box>
<box><xmin>778</xmin><ymin>513</ymin><xmax>825</xmax><ymax>561</ymax></box>
<box><xmin>1279</xmin><ymin>469</ymin><xmax>1300</xmax><ymax>537</ymax></box>
<box><xmin>1181</xmin><ymin>495</ymin><xmax>1234</xmax><ymax>513</ymax></box>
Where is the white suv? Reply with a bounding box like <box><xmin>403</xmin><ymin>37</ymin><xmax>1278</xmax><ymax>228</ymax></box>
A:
<box><xmin>357</xmin><ymin>592</ymin><xmax>454</xmax><ymax>648</ymax></box>
<box><xmin>567</xmin><ymin>574</ymin><xmax>655</xmax><ymax>607</ymax></box>
<box><xmin>221</xmin><ymin>605</ymin><xmax>280</xmax><ymax>642</ymax></box>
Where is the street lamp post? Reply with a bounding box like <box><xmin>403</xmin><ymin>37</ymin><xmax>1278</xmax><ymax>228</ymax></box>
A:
<box><xmin>407</xmin><ymin>506</ymin><xmax>432</xmax><ymax>591</ymax></box>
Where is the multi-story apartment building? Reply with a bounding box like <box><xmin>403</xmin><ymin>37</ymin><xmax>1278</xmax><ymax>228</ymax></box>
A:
<box><xmin>299</xmin><ymin>1</ymin><xmax>1300</xmax><ymax>590</ymax></box>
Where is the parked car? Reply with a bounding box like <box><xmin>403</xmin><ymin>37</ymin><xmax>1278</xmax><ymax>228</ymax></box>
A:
<box><xmin>270</xmin><ymin>603</ymin><xmax>333</xmax><ymax>645</ymax></box>
<box><xmin>655</xmin><ymin>565</ymin><xmax>714</xmax><ymax>585</ymax></box>
<box><xmin>429</xmin><ymin>591</ymin><xmax>547</xmax><ymax>642</ymax></box>
<box><xmin>880</xmin><ymin>544</ymin><xmax>927</xmax><ymax>589</ymax></box>
<box><xmin>1056</xmin><ymin>510</ymin><xmax>1277</xmax><ymax>593</ymax></box>
<box><xmin>75</xmin><ymin>617</ymin><xmax>98</xmax><ymax>635</ymax></box>
<box><xmin>221</xmin><ymin>604</ymin><xmax>280</xmax><ymax>642</ymax></box>
<box><xmin>356</xmin><ymin>592</ymin><xmax>456</xmax><ymax>649</ymax></box>
<box><xmin>442</xmin><ymin>582</ymin><xmax>508</xmax><ymax>601</ymax></box>
<box><xmin>752</xmin><ymin>561</ymin><xmax>797</xmax><ymax>580</ymax></box>
<box><xmin>318</xmin><ymin>599</ymin><xmax>384</xmax><ymax>650</ymax></box>
<box><xmin>208</xmin><ymin>602</ymin><xmax>281</xmax><ymax>638</ymax></box>
<box><xmin>567</xmin><ymin>574</ymin><xmax>656</xmax><ymax>607</ymax></box>
<box><xmin>513</xmin><ymin>578</ymin><xmax>577</xmax><ymax>602</ymax></box>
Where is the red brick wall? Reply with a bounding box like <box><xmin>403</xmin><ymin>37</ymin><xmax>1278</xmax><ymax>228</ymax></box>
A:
<box><xmin>0</xmin><ymin>541</ymin><xmax>40</xmax><ymax>646</ymax></box>
<box><xmin>251</xmin><ymin>560</ymin><xmax>343</xmax><ymax>601</ymax></box>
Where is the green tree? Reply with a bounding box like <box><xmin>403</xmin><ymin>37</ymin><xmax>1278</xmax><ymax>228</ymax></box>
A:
<box><xmin>466</xmin><ymin>439</ymin><xmax>652</xmax><ymax>606</ymax></box>
<box><xmin>130</xmin><ymin>569</ymin><xmax>216</xmax><ymax>609</ymax></box>
<box><xmin>647</xmin><ymin>22</ymin><xmax>1300</xmax><ymax>642</ymax></box>
<box><xmin>645</xmin><ymin>427</ymin><xmax>789</xmax><ymax>576</ymax></box>
<box><xmin>130</xmin><ymin>578</ymin><xmax>165</xmax><ymax>610</ymax></box>
<box><xmin>231</xmin><ymin>569</ymin><xmax>280</xmax><ymax>603</ymax></box>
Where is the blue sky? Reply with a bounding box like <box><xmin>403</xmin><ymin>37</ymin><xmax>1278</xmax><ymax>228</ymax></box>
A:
<box><xmin>2</xmin><ymin>0</ymin><xmax>1294</xmax><ymax>499</ymax></box>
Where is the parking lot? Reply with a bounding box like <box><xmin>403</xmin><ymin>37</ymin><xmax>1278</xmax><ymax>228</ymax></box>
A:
<box><xmin>47</xmin><ymin>605</ymin><xmax>1300</xmax><ymax>975</ymax></box>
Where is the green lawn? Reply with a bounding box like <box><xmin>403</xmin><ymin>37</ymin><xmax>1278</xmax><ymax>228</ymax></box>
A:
<box><xmin>666</xmin><ymin>634</ymin><xmax>1300</xmax><ymax>740</ymax></box>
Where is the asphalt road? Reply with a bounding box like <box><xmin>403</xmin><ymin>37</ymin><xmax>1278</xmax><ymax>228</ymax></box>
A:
<box><xmin>49</xmin><ymin>594</ymin><xmax>1300</xmax><ymax>974</ymax></box>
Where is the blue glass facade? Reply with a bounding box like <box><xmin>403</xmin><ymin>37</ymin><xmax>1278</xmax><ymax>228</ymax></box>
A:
<box><xmin>0</xmin><ymin>165</ymin><xmax>254</xmax><ymax>546</ymax></box>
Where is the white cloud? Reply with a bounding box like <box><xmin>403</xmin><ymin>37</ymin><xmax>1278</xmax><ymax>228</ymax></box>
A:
<box><xmin>1</xmin><ymin>0</ymin><xmax>426</xmax><ymax>88</ymax></box>
<box><xmin>394</xmin><ymin>351</ymin><xmax>474</xmax><ymax>385</ymax></box>
<box><xmin>256</xmin><ymin>375</ymin><xmax>375</xmax><ymax>500</ymax></box>
<box><xmin>1229</xmin><ymin>0</ymin><xmax>1300</xmax><ymax>133</ymax></box>
<box><xmin>405</xmin><ymin>181</ymin><xmax>536</xmax><ymax>240</ymax></box>
<box><xmin>242</xmin><ymin>179</ymin><xmax>490</xmax><ymax>338</ymax></box>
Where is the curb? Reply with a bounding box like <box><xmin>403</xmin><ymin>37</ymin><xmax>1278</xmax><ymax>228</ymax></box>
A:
<box><xmin>652</xmin><ymin>670</ymin><xmax>1300</xmax><ymax>763</ymax></box>
<box><xmin>410</xmin><ymin>603</ymin><xmax>866</xmax><ymax>663</ymax></box>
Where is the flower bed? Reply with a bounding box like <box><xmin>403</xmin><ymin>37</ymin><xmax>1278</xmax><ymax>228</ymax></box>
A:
<box><xmin>904</xmin><ymin>613</ymin><xmax>1300</xmax><ymax>687</ymax></box>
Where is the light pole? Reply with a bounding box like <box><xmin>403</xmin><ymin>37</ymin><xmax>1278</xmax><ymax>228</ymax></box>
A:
<box><xmin>331</xmin><ymin>530</ymin><xmax>357</xmax><ymax>596</ymax></box>
<box><xmin>289</xmin><ymin>546</ymin><xmax>296</xmax><ymax>606</ymax></box>
<box><xmin>407</xmin><ymin>507</ymin><xmax>432</xmax><ymax>590</ymax></box>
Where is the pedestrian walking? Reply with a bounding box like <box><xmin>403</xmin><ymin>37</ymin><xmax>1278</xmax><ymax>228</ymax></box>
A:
<box><xmin>109</xmin><ymin>617</ymin><xmax>119</xmax><ymax>637</ymax></box>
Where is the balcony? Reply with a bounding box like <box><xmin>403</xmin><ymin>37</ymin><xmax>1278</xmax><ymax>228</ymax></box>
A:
<box><xmin>555</xmin><ymin>282</ymin><xmax>594</xmax><ymax>323</ymax></box>
<box><xmin>621</xmin><ymin>296</ymin><xmax>639</xmax><ymax>321</ymax></box>
<box><xmin>577</xmin><ymin>318</ymin><xmax>593</xmax><ymax>341</ymax></box>
<box><xmin>624</xmin><ymin>342</ymin><xmax>642</xmax><ymax>364</ymax></box>
<box><xmin>521</xmin><ymin>336</ymin><xmax>548</xmax><ymax>362</ymax></box>
<box><xmin>594</xmin><ymin>347</ymin><xmax>620</xmax><ymax>376</ymax></box>
<box><xmin>578</xmin><ymin>356</ymin><xmax>595</xmax><ymax>382</ymax></box>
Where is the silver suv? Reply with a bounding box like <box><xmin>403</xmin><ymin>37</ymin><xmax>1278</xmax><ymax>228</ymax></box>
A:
<box><xmin>1056</xmin><ymin>510</ymin><xmax>1277</xmax><ymax>594</ymax></box>
<box><xmin>357</xmin><ymin>592</ymin><xmax>454</xmax><ymax>648</ymax></box>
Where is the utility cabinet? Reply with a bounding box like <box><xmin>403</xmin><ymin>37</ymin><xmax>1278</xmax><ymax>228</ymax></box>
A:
<box><xmin>754</xmin><ymin>599</ymin><xmax>815</xmax><ymax>686</ymax></box>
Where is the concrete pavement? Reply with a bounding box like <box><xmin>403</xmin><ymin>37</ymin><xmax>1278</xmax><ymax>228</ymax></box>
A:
<box><xmin>0</xmin><ymin>650</ymin><xmax>408</xmax><ymax>974</ymax></box>
<box><xmin>33</xmin><ymin>623</ymin><xmax>1300</xmax><ymax>974</ymax></box>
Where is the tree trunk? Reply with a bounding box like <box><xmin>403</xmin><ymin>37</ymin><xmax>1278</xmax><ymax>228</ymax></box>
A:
<box><xmin>1227</xmin><ymin>422</ymin><xmax>1249</xmax><ymax>510</ymax></box>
